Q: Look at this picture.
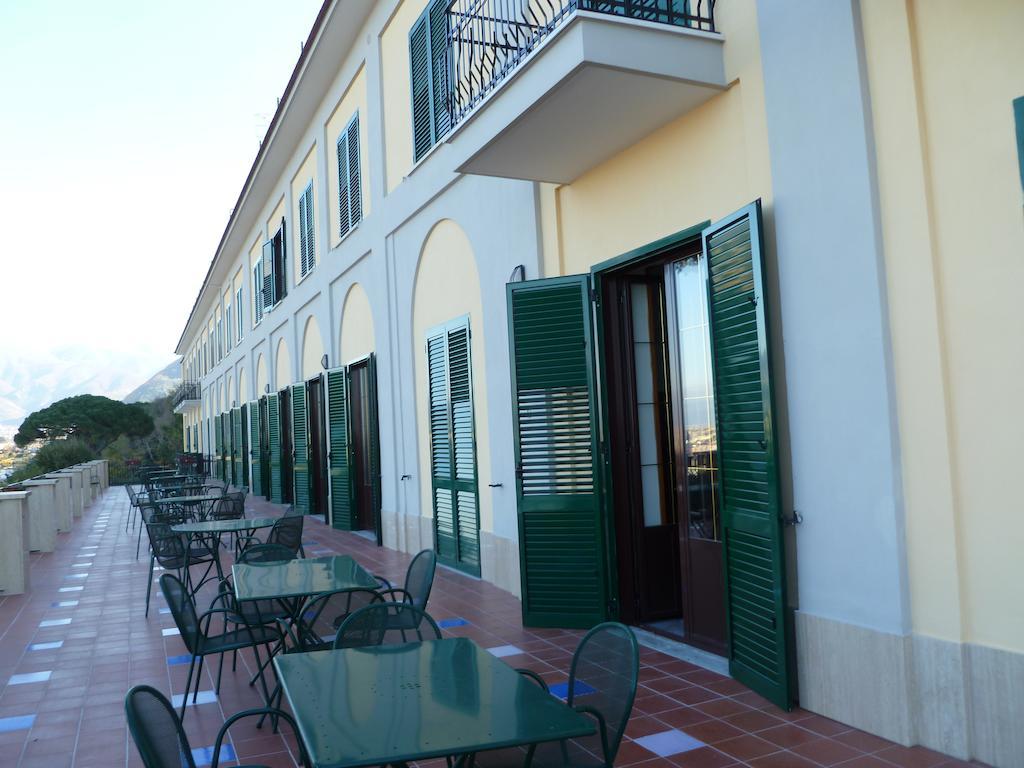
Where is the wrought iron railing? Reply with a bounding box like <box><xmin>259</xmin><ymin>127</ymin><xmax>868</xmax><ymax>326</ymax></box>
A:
<box><xmin>447</xmin><ymin>0</ymin><xmax>716</xmax><ymax>125</ymax></box>
<box><xmin>171</xmin><ymin>380</ymin><xmax>201</xmax><ymax>409</ymax></box>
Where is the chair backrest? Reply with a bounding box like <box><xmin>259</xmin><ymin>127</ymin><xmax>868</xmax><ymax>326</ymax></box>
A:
<box><xmin>268</xmin><ymin>515</ymin><xmax>304</xmax><ymax>555</ymax></box>
<box><xmin>124</xmin><ymin>685</ymin><xmax>195</xmax><ymax>768</ymax></box>
<box><xmin>211</xmin><ymin>495</ymin><xmax>243</xmax><ymax>520</ymax></box>
<box><xmin>160</xmin><ymin>573</ymin><xmax>200</xmax><ymax>654</ymax></box>
<box><xmin>568</xmin><ymin>622</ymin><xmax>639</xmax><ymax>764</ymax></box>
<box><xmin>334</xmin><ymin>602</ymin><xmax>441</xmax><ymax>649</ymax></box>
<box><xmin>403</xmin><ymin>550</ymin><xmax>437</xmax><ymax>611</ymax></box>
<box><xmin>238</xmin><ymin>543</ymin><xmax>296</xmax><ymax>564</ymax></box>
<box><xmin>146</xmin><ymin>522</ymin><xmax>185</xmax><ymax>566</ymax></box>
<box><xmin>299</xmin><ymin>588</ymin><xmax>383</xmax><ymax>650</ymax></box>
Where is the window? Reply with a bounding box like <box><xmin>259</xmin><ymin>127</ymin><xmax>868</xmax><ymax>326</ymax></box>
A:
<box><xmin>216</xmin><ymin>318</ymin><xmax>223</xmax><ymax>360</ymax></box>
<box><xmin>235</xmin><ymin>286</ymin><xmax>244</xmax><ymax>341</ymax></box>
<box><xmin>409</xmin><ymin>0</ymin><xmax>451</xmax><ymax>162</ymax></box>
<box><xmin>337</xmin><ymin>114</ymin><xmax>362</xmax><ymax>238</ymax></box>
<box><xmin>261</xmin><ymin>219</ymin><xmax>287</xmax><ymax>310</ymax></box>
<box><xmin>298</xmin><ymin>182</ymin><xmax>316</xmax><ymax>278</ymax></box>
<box><xmin>253</xmin><ymin>261</ymin><xmax>264</xmax><ymax>325</ymax></box>
<box><xmin>225</xmin><ymin>304</ymin><xmax>233</xmax><ymax>352</ymax></box>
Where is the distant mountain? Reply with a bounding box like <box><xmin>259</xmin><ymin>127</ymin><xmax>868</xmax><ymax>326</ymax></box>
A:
<box><xmin>123</xmin><ymin>359</ymin><xmax>182</xmax><ymax>403</ymax></box>
<box><xmin>0</xmin><ymin>345</ymin><xmax>174</xmax><ymax>428</ymax></box>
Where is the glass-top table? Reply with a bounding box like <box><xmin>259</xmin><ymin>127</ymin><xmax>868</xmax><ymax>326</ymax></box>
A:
<box><xmin>274</xmin><ymin>637</ymin><xmax>595</xmax><ymax>767</ymax></box>
<box><xmin>232</xmin><ymin>555</ymin><xmax>379</xmax><ymax>602</ymax></box>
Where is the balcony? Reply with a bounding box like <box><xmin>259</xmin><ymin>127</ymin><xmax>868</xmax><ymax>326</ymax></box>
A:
<box><xmin>171</xmin><ymin>381</ymin><xmax>201</xmax><ymax>413</ymax></box>
<box><xmin>445</xmin><ymin>0</ymin><xmax>726</xmax><ymax>183</ymax></box>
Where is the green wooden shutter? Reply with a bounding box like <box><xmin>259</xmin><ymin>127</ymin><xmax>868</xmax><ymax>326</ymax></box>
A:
<box><xmin>261</xmin><ymin>240</ymin><xmax>274</xmax><ymax>309</ymax></box>
<box><xmin>213</xmin><ymin>415</ymin><xmax>222</xmax><ymax>481</ymax></box>
<box><xmin>704</xmin><ymin>201</ymin><xmax>793</xmax><ymax>709</ymax></box>
<box><xmin>249</xmin><ymin>401</ymin><xmax>262</xmax><ymax>496</ymax></box>
<box><xmin>231</xmin><ymin>408</ymin><xmax>242</xmax><ymax>486</ymax></box>
<box><xmin>326</xmin><ymin>367</ymin><xmax>355</xmax><ymax>530</ymax></box>
<box><xmin>427</xmin><ymin>319</ymin><xmax>480</xmax><ymax>576</ymax></box>
<box><xmin>291</xmin><ymin>383</ymin><xmax>310</xmax><ymax>514</ymax></box>
<box><xmin>337</xmin><ymin>130</ymin><xmax>351</xmax><ymax>238</ymax></box>
<box><xmin>429</xmin><ymin>0</ymin><xmax>451</xmax><ymax>140</ymax></box>
<box><xmin>507</xmin><ymin>275</ymin><xmax>608</xmax><ymax>628</ymax></box>
<box><xmin>410</xmin><ymin>14</ymin><xmax>433</xmax><ymax>161</ymax></box>
<box><xmin>222</xmin><ymin>413</ymin><xmax>231</xmax><ymax>484</ymax></box>
<box><xmin>367</xmin><ymin>353</ymin><xmax>382</xmax><ymax>544</ymax></box>
<box><xmin>268</xmin><ymin>393</ymin><xmax>282</xmax><ymax>504</ymax></box>
<box><xmin>347</xmin><ymin>116</ymin><xmax>361</xmax><ymax>227</ymax></box>
<box><xmin>240</xmin><ymin>403</ymin><xmax>249</xmax><ymax>489</ymax></box>
<box><xmin>298</xmin><ymin>188</ymin><xmax>309</xmax><ymax>277</ymax></box>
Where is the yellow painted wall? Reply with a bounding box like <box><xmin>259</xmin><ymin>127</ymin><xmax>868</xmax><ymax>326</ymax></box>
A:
<box><xmin>339</xmin><ymin>282</ymin><xmax>375</xmax><ymax>363</ymax></box>
<box><xmin>255</xmin><ymin>353</ymin><xmax>268</xmax><ymax>396</ymax></box>
<box><xmin>381</xmin><ymin>0</ymin><xmax>429</xmax><ymax>194</ymax></box>
<box><xmin>412</xmin><ymin>220</ymin><xmax>493</xmax><ymax>534</ymax></box>
<box><xmin>301</xmin><ymin>315</ymin><xmax>325</xmax><ymax>380</ymax></box>
<box><xmin>275</xmin><ymin>337</ymin><xmax>292</xmax><ymax>390</ymax></box>
<box><xmin>266</xmin><ymin>198</ymin><xmax>286</xmax><ymax>245</ymax></box>
<box><xmin>249</xmin><ymin>239</ymin><xmax>263</xmax><ymax>328</ymax></box>
<box><xmin>291</xmin><ymin>147</ymin><xmax>318</xmax><ymax>285</ymax></box>
<box><xmin>862</xmin><ymin>0</ymin><xmax>1024</xmax><ymax>651</ymax></box>
<box><xmin>546</xmin><ymin>0</ymin><xmax>772</xmax><ymax>274</ymax></box>
<box><xmin>327</xmin><ymin>66</ymin><xmax>371</xmax><ymax>248</ymax></box>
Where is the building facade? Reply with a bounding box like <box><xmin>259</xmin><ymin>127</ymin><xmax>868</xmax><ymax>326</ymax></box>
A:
<box><xmin>174</xmin><ymin>1</ymin><xmax>1024</xmax><ymax>764</ymax></box>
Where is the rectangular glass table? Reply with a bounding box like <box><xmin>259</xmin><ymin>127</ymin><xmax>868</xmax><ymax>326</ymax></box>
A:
<box><xmin>232</xmin><ymin>555</ymin><xmax>380</xmax><ymax>602</ymax></box>
<box><xmin>274</xmin><ymin>637</ymin><xmax>595</xmax><ymax>767</ymax></box>
<box><xmin>172</xmin><ymin>517</ymin><xmax>279</xmax><ymax>582</ymax></box>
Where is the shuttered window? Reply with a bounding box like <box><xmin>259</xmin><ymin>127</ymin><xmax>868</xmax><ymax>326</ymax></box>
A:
<box><xmin>253</xmin><ymin>262</ymin><xmax>264</xmax><ymax>325</ymax></box>
<box><xmin>249</xmin><ymin>401</ymin><xmax>262</xmax><ymax>496</ymax></box>
<box><xmin>225</xmin><ymin>305</ymin><xmax>233</xmax><ymax>352</ymax></box>
<box><xmin>337</xmin><ymin>114</ymin><xmax>362</xmax><ymax>239</ymax></box>
<box><xmin>268</xmin><ymin>393</ymin><xmax>282</xmax><ymax>504</ymax></box>
<box><xmin>262</xmin><ymin>220</ymin><xmax>288</xmax><ymax>310</ymax></box>
<box><xmin>507</xmin><ymin>276</ymin><xmax>608</xmax><ymax>628</ymax></box>
<box><xmin>409</xmin><ymin>0</ymin><xmax>451</xmax><ymax>162</ymax></box>
<box><xmin>298</xmin><ymin>182</ymin><xmax>315</xmax><ymax>279</ymax></box>
<box><xmin>326</xmin><ymin>367</ymin><xmax>354</xmax><ymax>530</ymax></box>
<box><xmin>291</xmin><ymin>383</ymin><xmax>310</xmax><ymax>513</ymax></box>
<box><xmin>426</xmin><ymin>318</ymin><xmax>480</xmax><ymax>576</ymax></box>
<box><xmin>235</xmin><ymin>286</ymin><xmax>244</xmax><ymax>341</ymax></box>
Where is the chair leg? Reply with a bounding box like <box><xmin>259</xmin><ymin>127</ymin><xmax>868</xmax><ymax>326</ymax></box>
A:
<box><xmin>181</xmin><ymin>654</ymin><xmax>197</xmax><ymax>720</ymax></box>
<box><xmin>145</xmin><ymin>557</ymin><xmax>155</xmax><ymax>617</ymax></box>
<box><xmin>232</xmin><ymin>649</ymin><xmax>238</xmax><ymax>672</ymax></box>
<box><xmin>193</xmin><ymin>655</ymin><xmax>205</xmax><ymax>703</ymax></box>
<box><xmin>136</xmin><ymin>520</ymin><xmax>144</xmax><ymax>560</ymax></box>
<box><xmin>215</xmin><ymin>651</ymin><xmax>225</xmax><ymax>694</ymax></box>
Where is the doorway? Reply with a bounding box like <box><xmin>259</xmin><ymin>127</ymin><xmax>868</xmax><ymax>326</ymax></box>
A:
<box><xmin>307</xmin><ymin>376</ymin><xmax>329</xmax><ymax>517</ymax></box>
<box><xmin>600</xmin><ymin>241</ymin><xmax>726</xmax><ymax>655</ymax></box>
<box><xmin>348</xmin><ymin>360</ymin><xmax>377</xmax><ymax>536</ymax></box>
<box><xmin>279</xmin><ymin>387</ymin><xmax>294</xmax><ymax>505</ymax></box>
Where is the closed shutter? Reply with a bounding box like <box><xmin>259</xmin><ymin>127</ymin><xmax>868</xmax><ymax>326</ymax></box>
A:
<box><xmin>326</xmin><ymin>367</ymin><xmax>355</xmax><ymax>530</ymax></box>
<box><xmin>231</xmin><ymin>408</ymin><xmax>242</xmax><ymax>487</ymax></box>
<box><xmin>336</xmin><ymin>130</ymin><xmax>351</xmax><ymax>238</ymax></box>
<box><xmin>298</xmin><ymin>189</ymin><xmax>309</xmax><ymax>277</ymax></box>
<box><xmin>299</xmin><ymin>183</ymin><xmax>314</xmax><ymax>278</ymax></box>
<box><xmin>222</xmin><ymin>413</ymin><xmax>231</xmax><ymax>484</ymax></box>
<box><xmin>367</xmin><ymin>353</ymin><xmax>382</xmax><ymax>544</ymax></box>
<box><xmin>704</xmin><ymin>201</ymin><xmax>793</xmax><ymax>709</ymax></box>
<box><xmin>240</xmin><ymin>403</ymin><xmax>249</xmax><ymax>489</ymax></box>
<box><xmin>346</xmin><ymin>117</ymin><xmax>361</xmax><ymax>228</ymax></box>
<box><xmin>291</xmin><ymin>383</ymin><xmax>309</xmax><ymax>514</ymax></box>
<box><xmin>268</xmin><ymin>393</ymin><xmax>282</xmax><ymax>504</ymax></box>
<box><xmin>507</xmin><ymin>276</ymin><xmax>608</xmax><ymax>628</ymax></box>
<box><xmin>426</xmin><ymin>319</ymin><xmax>480</xmax><ymax>576</ymax></box>
<box><xmin>213</xmin><ymin>414</ymin><xmax>222</xmax><ymax>481</ymax></box>
<box><xmin>410</xmin><ymin>15</ymin><xmax>433</xmax><ymax>161</ymax></box>
<box><xmin>249</xmin><ymin>401</ymin><xmax>262</xmax><ymax>496</ymax></box>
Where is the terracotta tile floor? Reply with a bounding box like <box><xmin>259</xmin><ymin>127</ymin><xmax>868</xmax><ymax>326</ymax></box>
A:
<box><xmin>0</xmin><ymin>487</ymin><xmax>988</xmax><ymax>768</ymax></box>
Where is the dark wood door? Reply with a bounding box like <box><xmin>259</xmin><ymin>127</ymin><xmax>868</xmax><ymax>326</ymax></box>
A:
<box><xmin>349</xmin><ymin>362</ymin><xmax>375</xmax><ymax>531</ymax></box>
<box><xmin>279</xmin><ymin>388</ymin><xmax>294</xmax><ymax>505</ymax></box>
<box><xmin>307</xmin><ymin>377</ymin><xmax>329</xmax><ymax>516</ymax></box>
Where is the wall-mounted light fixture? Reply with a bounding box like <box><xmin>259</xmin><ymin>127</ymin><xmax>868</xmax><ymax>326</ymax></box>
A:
<box><xmin>321</xmin><ymin>354</ymin><xmax>329</xmax><ymax>370</ymax></box>
<box><xmin>264</xmin><ymin>384</ymin><xmax>270</xmax><ymax>394</ymax></box>
<box><xmin>508</xmin><ymin>264</ymin><xmax>526</xmax><ymax>284</ymax></box>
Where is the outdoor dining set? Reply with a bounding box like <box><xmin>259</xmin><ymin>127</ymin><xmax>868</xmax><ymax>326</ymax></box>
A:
<box><xmin>123</xmin><ymin>463</ymin><xmax>640</xmax><ymax>768</ymax></box>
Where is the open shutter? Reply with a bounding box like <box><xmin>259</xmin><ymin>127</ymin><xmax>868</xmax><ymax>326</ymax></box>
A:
<box><xmin>337</xmin><ymin>131</ymin><xmax>351</xmax><ymax>238</ymax></box>
<box><xmin>347</xmin><ymin>117</ymin><xmax>361</xmax><ymax>228</ymax></box>
<box><xmin>232</xmin><ymin>408</ymin><xmax>243</xmax><ymax>486</ymax></box>
<box><xmin>213</xmin><ymin>415</ymin><xmax>222</xmax><ymax>481</ymax></box>
<box><xmin>507</xmin><ymin>275</ymin><xmax>608</xmax><ymax>628</ymax></box>
<box><xmin>268</xmin><ymin>393</ymin><xmax>282</xmax><ymax>504</ymax></box>
<box><xmin>291</xmin><ymin>383</ymin><xmax>310</xmax><ymax>514</ymax></box>
<box><xmin>410</xmin><ymin>14</ymin><xmax>433</xmax><ymax>161</ymax></box>
<box><xmin>262</xmin><ymin>240</ymin><xmax>274</xmax><ymax>310</ymax></box>
<box><xmin>326</xmin><ymin>367</ymin><xmax>355</xmax><ymax>530</ymax></box>
<box><xmin>367</xmin><ymin>353</ymin><xmax>382</xmax><ymax>545</ymax></box>
<box><xmin>427</xmin><ymin>320</ymin><xmax>480</xmax><ymax>576</ymax></box>
<box><xmin>429</xmin><ymin>0</ymin><xmax>451</xmax><ymax>140</ymax></box>
<box><xmin>223</xmin><ymin>413</ymin><xmax>232</xmax><ymax>484</ymax></box>
<box><xmin>298</xmin><ymin>190</ymin><xmax>309</xmax><ymax>277</ymax></box>
<box><xmin>240</xmin><ymin>404</ymin><xmax>249</xmax><ymax>490</ymax></box>
<box><xmin>249</xmin><ymin>401</ymin><xmax>262</xmax><ymax>496</ymax></box>
<box><xmin>704</xmin><ymin>201</ymin><xmax>793</xmax><ymax>709</ymax></box>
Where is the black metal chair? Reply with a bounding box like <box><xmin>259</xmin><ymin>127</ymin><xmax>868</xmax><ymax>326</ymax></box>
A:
<box><xmin>375</xmin><ymin>549</ymin><xmax>437</xmax><ymax>610</ymax></box>
<box><xmin>143</xmin><ymin>520</ymin><xmax>216</xmax><ymax>618</ymax></box>
<box><xmin>286</xmin><ymin>588</ymin><xmax>385</xmax><ymax>652</ymax></box>
<box><xmin>124</xmin><ymin>684</ymin><xmax>309</xmax><ymax>768</ymax></box>
<box><xmin>333</xmin><ymin>602</ymin><xmax>442</xmax><ymax>648</ymax></box>
<box><xmin>237</xmin><ymin>513</ymin><xmax>305</xmax><ymax>559</ymax></box>
<box><xmin>472</xmin><ymin>622</ymin><xmax>639</xmax><ymax>768</ymax></box>
<box><xmin>160</xmin><ymin>573</ymin><xmax>283</xmax><ymax>720</ymax></box>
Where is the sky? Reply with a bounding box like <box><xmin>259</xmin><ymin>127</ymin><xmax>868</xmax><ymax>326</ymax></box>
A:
<box><xmin>0</xmin><ymin>0</ymin><xmax>324</xmax><ymax>378</ymax></box>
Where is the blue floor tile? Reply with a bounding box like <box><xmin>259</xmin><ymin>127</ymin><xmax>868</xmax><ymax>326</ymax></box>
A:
<box><xmin>167</xmin><ymin>655</ymin><xmax>192</xmax><ymax>666</ymax></box>
<box><xmin>548</xmin><ymin>680</ymin><xmax>597</xmax><ymax>701</ymax></box>
<box><xmin>191</xmin><ymin>743</ymin><xmax>235</xmax><ymax>766</ymax></box>
<box><xmin>438</xmin><ymin>618</ymin><xmax>469</xmax><ymax>628</ymax></box>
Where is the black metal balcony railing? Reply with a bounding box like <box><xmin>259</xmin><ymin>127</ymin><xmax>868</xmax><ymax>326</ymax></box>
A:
<box><xmin>447</xmin><ymin>0</ymin><xmax>716</xmax><ymax>125</ymax></box>
<box><xmin>171</xmin><ymin>381</ymin><xmax>201</xmax><ymax>409</ymax></box>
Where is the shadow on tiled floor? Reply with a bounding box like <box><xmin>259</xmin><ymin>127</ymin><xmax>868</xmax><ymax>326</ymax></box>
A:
<box><xmin>0</xmin><ymin>488</ymin><xmax>987</xmax><ymax>768</ymax></box>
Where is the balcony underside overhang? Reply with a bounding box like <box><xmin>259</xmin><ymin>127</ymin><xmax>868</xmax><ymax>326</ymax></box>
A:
<box><xmin>173</xmin><ymin>399</ymin><xmax>201</xmax><ymax>415</ymax></box>
<box><xmin>450</xmin><ymin>12</ymin><xmax>727</xmax><ymax>185</ymax></box>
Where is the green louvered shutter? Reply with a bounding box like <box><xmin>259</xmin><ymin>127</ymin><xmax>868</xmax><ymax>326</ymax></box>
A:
<box><xmin>326</xmin><ymin>367</ymin><xmax>355</xmax><ymax>530</ymax></box>
<box><xmin>367</xmin><ymin>354</ymin><xmax>382</xmax><ymax>544</ymax></box>
<box><xmin>213</xmin><ymin>415</ymin><xmax>222</xmax><ymax>481</ymax></box>
<box><xmin>507</xmin><ymin>275</ymin><xmax>608</xmax><ymax>628</ymax></box>
<box><xmin>268</xmin><ymin>393</ymin><xmax>282</xmax><ymax>504</ymax></box>
<box><xmin>291</xmin><ymin>383</ymin><xmax>309</xmax><ymax>514</ymax></box>
<box><xmin>704</xmin><ymin>201</ymin><xmax>793</xmax><ymax>709</ymax></box>
<box><xmin>427</xmin><ymin>320</ymin><xmax>480</xmax><ymax>576</ymax></box>
<box><xmin>231</xmin><ymin>408</ymin><xmax>242</xmax><ymax>487</ymax></box>
<box><xmin>240</xmin><ymin>404</ymin><xmax>249</xmax><ymax>489</ymax></box>
<box><xmin>429</xmin><ymin>0</ymin><xmax>451</xmax><ymax>140</ymax></box>
<box><xmin>409</xmin><ymin>13</ymin><xmax>433</xmax><ymax>161</ymax></box>
<box><xmin>223</xmin><ymin>413</ymin><xmax>232</xmax><ymax>484</ymax></box>
<box><xmin>346</xmin><ymin>117</ymin><xmax>361</xmax><ymax>227</ymax></box>
<box><xmin>249</xmin><ymin>401</ymin><xmax>262</xmax><ymax>496</ymax></box>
